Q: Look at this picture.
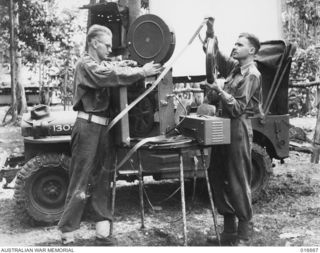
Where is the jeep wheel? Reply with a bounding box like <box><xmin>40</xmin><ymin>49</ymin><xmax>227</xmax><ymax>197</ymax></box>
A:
<box><xmin>251</xmin><ymin>143</ymin><xmax>272</xmax><ymax>201</ymax></box>
<box><xmin>14</xmin><ymin>153</ymin><xmax>70</xmax><ymax>226</ymax></box>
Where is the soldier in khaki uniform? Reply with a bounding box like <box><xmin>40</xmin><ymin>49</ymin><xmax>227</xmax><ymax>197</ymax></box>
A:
<box><xmin>205</xmin><ymin>26</ymin><xmax>263</xmax><ymax>246</ymax></box>
<box><xmin>58</xmin><ymin>24</ymin><xmax>162</xmax><ymax>245</ymax></box>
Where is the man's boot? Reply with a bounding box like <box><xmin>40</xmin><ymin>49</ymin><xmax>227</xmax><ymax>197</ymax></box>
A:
<box><xmin>61</xmin><ymin>231</ymin><xmax>75</xmax><ymax>245</ymax></box>
<box><xmin>236</xmin><ymin>220</ymin><xmax>251</xmax><ymax>246</ymax></box>
<box><xmin>95</xmin><ymin>220</ymin><xmax>117</xmax><ymax>246</ymax></box>
<box><xmin>207</xmin><ymin>214</ymin><xmax>237</xmax><ymax>246</ymax></box>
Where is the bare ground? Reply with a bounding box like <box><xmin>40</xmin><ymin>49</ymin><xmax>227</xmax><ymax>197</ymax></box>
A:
<box><xmin>0</xmin><ymin>111</ymin><xmax>319</xmax><ymax>246</ymax></box>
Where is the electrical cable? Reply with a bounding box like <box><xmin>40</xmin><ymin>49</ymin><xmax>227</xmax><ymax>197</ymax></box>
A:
<box><xmin>165</xmin><ymin>94</ymin><xmax>188</xmax><ymax>135</ymax></box>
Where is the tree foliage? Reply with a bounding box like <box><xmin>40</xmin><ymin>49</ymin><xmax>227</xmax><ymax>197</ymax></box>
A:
<box><xmin>1</xmin><ymin>0</ymin><xmax>85</xmax><ymax>72</ymax></box>
<box><xmin>286</xmin><ymin>0</ymin><xmax>320</xmax><ymax>24</ymax></box>
<box><xmin>283</xmin><ymin>0</ymin><xmax>320</xmax><ymax>84</ymax></box>
<box><xmin>283</xmin><ymin>0</ymin><xmax>320</xmax><ymax>48</ymax></box>
<box><xmin>0</xmin><ymin>0</ymin><xmax>86</xmax><ymax>108</ymax></box>
<box><xmin>290</xmin><ymin>46</ymin><xmax>320</xmax><ymax>82</ymax></box>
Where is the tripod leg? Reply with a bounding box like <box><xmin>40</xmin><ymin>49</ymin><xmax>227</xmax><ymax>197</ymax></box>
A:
<box><xmin>200</xmin><ymin>148</ymin><xmax>220</xmax><ymax>246</ymax></box>
<box><xmin>179</xmin><ymin>150</ymin><xmax>188</xmax><ymax>246</ymax></box>
<box><xmin>137</xmin><ymin>151</ymin><xmax>145</xmax><ymax>229</ymax></box>
<box><xmin>110</xmin><ymin>152</ymin><xmax>118</xmax><ymax>236</ymax></box>
<box><xmin>192</xmin><ymin>156</ymin><xmax>199</xmax><ymax>203</ymax></box>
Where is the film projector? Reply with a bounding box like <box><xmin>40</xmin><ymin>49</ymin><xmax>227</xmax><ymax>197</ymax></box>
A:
<box><xmin>126</xmin><ymin>13</ymin><xmax>176</xmax><ymax>140</ymax></box>
<box><xmin>84</xmin><ymin>2</ymin><xmax>230</xmax><ymax>146</ymax></box>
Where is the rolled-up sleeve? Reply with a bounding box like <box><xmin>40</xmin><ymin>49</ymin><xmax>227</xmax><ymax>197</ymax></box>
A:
<box><xmin>221</xmin><ymin>74</ymin><xmax>260</xmax><ymax>118</ymax></box>
<box><xmin>79</xmin><ymin>57</ymin><xmax>145</xmax><ymax>89</ymax></box>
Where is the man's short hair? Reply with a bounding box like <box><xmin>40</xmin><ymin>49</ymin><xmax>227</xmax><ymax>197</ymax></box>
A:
<box><xmin>87</xmin><ymin>24</ymin><xmax>112</xmax><ymax>43</ymax></box>
<box><xmin>239</xmin><ymin>33</ymin><xmax>260</xmax><ymax>54</ymax></box>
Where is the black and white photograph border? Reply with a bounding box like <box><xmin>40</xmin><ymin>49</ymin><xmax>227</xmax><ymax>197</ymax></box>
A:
<box><xmin>0</xmin><ymin>0</ymin><xmax>319</xmax><ymax>249</ymax></box>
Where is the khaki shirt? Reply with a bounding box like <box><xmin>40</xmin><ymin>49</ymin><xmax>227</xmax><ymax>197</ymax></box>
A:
<box><xmin>214</xmin><ymin>51</ymin><xmax>263</xmax><ymax>118</ymax></box>
<box><xmin>73</xmin><ymin>53</ymin><xmax>146</xmax><ymax>116</ymax></box>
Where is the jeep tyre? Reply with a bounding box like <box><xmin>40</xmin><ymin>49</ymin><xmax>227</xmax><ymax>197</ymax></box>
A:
<box><xmin>14</xmin><ymin>153</ymin><xmax>70</xmax><ymax>226</ymax></box>
<box><xmin>251</xmin><ymin>143</ymin><xmax>272</xmax><ymax>201</ymax></box>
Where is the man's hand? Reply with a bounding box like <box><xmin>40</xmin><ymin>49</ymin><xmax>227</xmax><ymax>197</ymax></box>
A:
<box><xmin>142</xmin><ymin>61</ymin><xmax>163</xmax><ymax>77</ymax></box>
<box><xmin>205</xmin><ymin>17</ymin><xmax>214</xmax><ymax>35</ymax></box>
<box><xmin>205</xmin><ymin>82</ymin><xmax>220</xmax><ymax>92</ymax></box>
<box><xmin>204</xmin><ymin>79</ymin><xmax>223</xmax><ymax>93</ymax></box>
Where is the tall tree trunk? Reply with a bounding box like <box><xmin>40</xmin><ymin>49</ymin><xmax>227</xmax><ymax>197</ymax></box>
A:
<box><xmin>311</xmin><ymin>105</ymin><xmax>320</xmax><ymax>163</ymax></box>
<box><xmin>16</xmin><ymin>52</ymin><xmax>27</xmax><ymax>114</ymax></box>
<box><xmin>16</xmin><ymin>1</ymin><xmax>27</xmax><ymax>115</ymax></box>
<box><xmin>9</xmin><ymin>0</ymin><xmax>17</xmax><ymax>122</ymax></box>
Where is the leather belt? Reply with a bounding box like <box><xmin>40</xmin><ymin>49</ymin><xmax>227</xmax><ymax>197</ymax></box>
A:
<box><xmin>77</xmin><ymin>111</ymin><xmax>109</xmax><ymax>126</ymax></box>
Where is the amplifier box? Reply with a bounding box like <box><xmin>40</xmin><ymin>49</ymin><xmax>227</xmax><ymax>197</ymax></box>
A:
<box><xmin>179</xmin><ymin>115</ymin><xmax>230</xmax><ymax>146</ymax></box>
